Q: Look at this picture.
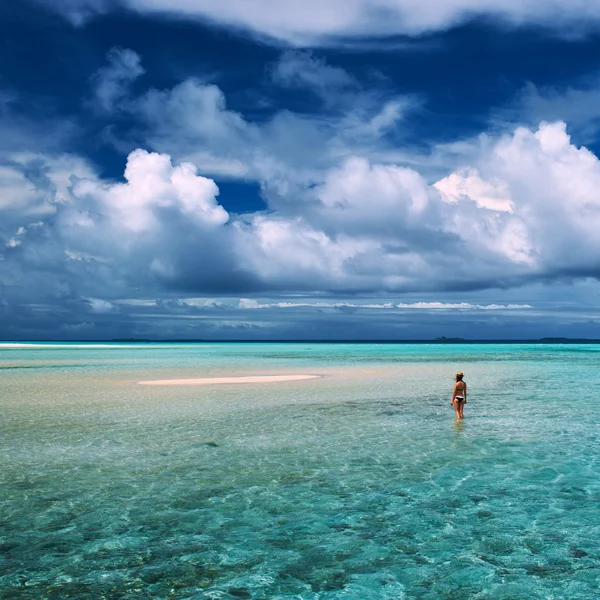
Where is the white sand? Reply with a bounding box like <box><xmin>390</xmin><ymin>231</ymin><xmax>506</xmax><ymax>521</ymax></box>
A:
<box><xmin>0</xmin><ymin>343</ymin><xmax>130</xmax><ymax>349</ymax></box>
<box><xmin>136</xmin><ymin>374</ymin><xmax>321</xmax><ymax>386</ymax></box>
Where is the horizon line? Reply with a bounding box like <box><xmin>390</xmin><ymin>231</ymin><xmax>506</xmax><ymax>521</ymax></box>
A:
<box><xmin>1</xmin><ymin>338</ymin><xmax>599</xmax><ymax>344</ymax></box>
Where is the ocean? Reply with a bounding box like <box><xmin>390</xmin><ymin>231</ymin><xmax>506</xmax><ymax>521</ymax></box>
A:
<box><xmin>2</xmin><ymin>343</ymin><xmax>600</xmax><ymax>599</ymax></box>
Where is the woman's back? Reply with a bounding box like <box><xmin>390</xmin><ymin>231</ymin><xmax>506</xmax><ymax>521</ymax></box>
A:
<box><xmin>452</xmin><ymin>372</ymin><xmax>467</xmax><ymax>419</ymax></box>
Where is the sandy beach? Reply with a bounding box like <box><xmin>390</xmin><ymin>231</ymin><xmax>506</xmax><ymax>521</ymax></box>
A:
<box><xmin>136</xmin><ymin>374</ymin><xmax>321</xmax><ymax>386</ymax></box>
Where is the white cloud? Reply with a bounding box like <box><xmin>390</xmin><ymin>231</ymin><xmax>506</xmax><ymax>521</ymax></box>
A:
<box><xmin>86</xmin><ymin>298</ymin><xmax>115</xmax><ymax>312</ymax></box>
<box><xmin>0</xmin><ymin>153</ymin><xmax>95</xmax><ymax>246</ymax></box>
<box><xmin>234</xmin><ymin>214</ymin><xmax>375</xmax><ymax>289</ymax></box>
<box><xmin>135</xmin><ymin>79</ymin><xmax>261</xmax><ymax>178</ymax></box>
<box><xmin>72</xmin><ymin>149</ymin><xmax>228</xmax><ymax>233</ymax></box>
<box><xmin>242</xmin><ymin>120</ymin><xmax>600</xmax><ymax>291</ymax></box>
<box><xmin>3</xmin><ymin>120</ymin><xmax>600</xmax><ymax>327</ymax></box>
<box><xmin>92</xmin><ymin>47</ymin><xmax>145</xmax><ymax>112</ymax></box>
<box><xmin>238</xmin><ymin>299</ymin><xmax>532</xmax><ymax>310</ymax></box>
<box><xmin>271</xmin><ymin>51</ymin><xmax>358</xmax><ymax>102</ymax></box>
<box><xmin>395</xmin><ymin>302</ymin><xmax>532</xmax><ymax>310</ymax></box>
<box><xmin>468</xmin><ymin>121</ymin><xmax>600</xmax><ymax>273</ymax></box>
<box><xmin>435</xmin><ymin>168</ymin><xmax>513</xmax><ymax>212</ymax></box>
<box><xmin>123</xmin><ymin>61</ymin><xmax>419</xmax><ymax>201</ymax></box>
<box><xmin>0</xmin><ymin>166</ymin><xmax>45</xmax><ymax>212</ymax></box>
<box><xmin>37</xmin><ymin>0</ymin><xmax>600</xmax><ymax>44</ymax></box>
<box><xmin>83</xmin><ymin>49</ymin><xmax>418</xmax><ymax>198</ymax></box>
<box><xmin>0</xmin><ymin>148</ymin><xmax>244</xmax><ymax>317</ymax></box>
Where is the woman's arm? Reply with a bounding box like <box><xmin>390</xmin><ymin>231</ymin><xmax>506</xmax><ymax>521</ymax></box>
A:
<box><xmin>451</xmin><ymin>382</ymin><xmax>457</xmax><ymax>404</ymax></box>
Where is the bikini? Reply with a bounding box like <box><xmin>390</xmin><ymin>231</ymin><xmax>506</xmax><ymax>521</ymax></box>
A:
<box><xmin>455</xmin><ymin>384</ymin><xmax>466</xmax><ymax>403</ymax></box>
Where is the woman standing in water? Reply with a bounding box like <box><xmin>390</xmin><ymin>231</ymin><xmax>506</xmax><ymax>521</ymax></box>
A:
<box><xmin>451</xmin><ymin>372</ymin><xmax>467</xmax><ymax>420</ymax></box>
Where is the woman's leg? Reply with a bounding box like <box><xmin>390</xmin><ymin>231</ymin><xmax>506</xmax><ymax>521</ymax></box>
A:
<box><xmin>453</xmin><ymin>400</ymin><xmax>462</xmax><ymax>419</ymax></box>
<box><xmin>458</xmin><ymin>400</ymin><xmax>465</xmax><ymax>419</ymax></box>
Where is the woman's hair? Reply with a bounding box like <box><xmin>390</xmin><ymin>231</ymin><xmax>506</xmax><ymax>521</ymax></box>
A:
<box><xmin>455</xmin><ymin>372</ymin><xmax>464</xmax><ymax>381</ymax></box>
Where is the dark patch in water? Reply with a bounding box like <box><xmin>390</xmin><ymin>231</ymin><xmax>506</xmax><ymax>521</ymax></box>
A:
<box><xmin>526</xmin><ymin>557</ymin><xmax>573</xmax><ymax>578</ymax></box>
<box><xmin>559</xmin><ymin>486</ymin><xmax>587</xmax><ymax>496</ymax></box>
<box><xmin>329</xmin><ymin>523</ymin><xmax>351</xmax><ymax>531</ymax></box>
<box><xmin>319</xmin><ymin>571</ymin><xmax>348</xmax><ymax>591</ymax></box>
<box><xmin>229</xmin><ymin>587</ymin><xmax>251</xmax><ymax>598</ymax></box>
<box><xmin>11</xmin><ymin>480</ymin><xmax>38</xmax><ymax>490</ymax></box>
<box><xmin>470</xmin><ymin>495</ymin><xmax>487</xmax><ymax>503</ymax></box>
<box><xmin>0</xmin><ymin>542</ymin><xmax>18</xmax><ymax>553</ymax></box>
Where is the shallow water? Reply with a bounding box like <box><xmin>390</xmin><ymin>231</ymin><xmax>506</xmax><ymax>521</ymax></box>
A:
<box><xmin>1</xmin><ymin>343</ymin><xmax>600</xmax><ymax>599</ymax></box>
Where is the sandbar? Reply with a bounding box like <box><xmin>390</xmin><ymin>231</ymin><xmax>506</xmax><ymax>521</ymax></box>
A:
<box><xmin>0</xmin><ymin>343</ymin><xmax>129</xmax><ymax>349</ymax></box>
<box><xmin>136</xmin><ymin>374</ymin><xmax>321</xmax><ymax>386</ymax></box>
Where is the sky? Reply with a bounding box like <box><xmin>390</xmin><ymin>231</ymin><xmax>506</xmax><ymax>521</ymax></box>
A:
<box><xmin>2</xmin><ymin>1</ymin><xmax>600</xmax><ymax>340</ymax></box>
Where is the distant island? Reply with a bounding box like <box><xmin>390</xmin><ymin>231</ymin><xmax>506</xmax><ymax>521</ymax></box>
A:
<box><xmin>433</xmin><ymin>336</ymin><xmax>465</xmax><ymax>341</ymax></box>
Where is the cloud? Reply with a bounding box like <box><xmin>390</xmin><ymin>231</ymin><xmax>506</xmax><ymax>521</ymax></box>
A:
<box><xmin>72</xmin><ymin>148</ymin><xmax>229</xmax><ymax>232</ymax></box>
<box><xmin>0</xmin><ymin>148</ymin><xmax>257</xmax><ymax>325</ymax></box>
<box><xmin>132</xmin><ymin>78</ymin><xmax>259</xmax><ymax>179</ymax></box>
<box><xmin>395</xmin><ymin>302</ymin><xmax>532</xmax><ymax>310</ymax></box>
<box><xmin>3</xmin><ymin>27</ymin><xmax>600</xmax><ymax>339</ymax></box>
<box><xmin>36</xmin><ymin>0</ymin><xmax>600</xmax><ymax>44</ymax></box>
<box><xmin>86</xmin><ymin>50</ymin><xmax>418</xmax><ymax>192</ymax></box>
<box><xmin>58</xmin><ymin>149</ymin><xmax>252</xmax><ymax>297</ymax></box>
<box><xmin>436</xmin><ymin>121</ymin><xmax>600</xmax><ymax>277</ymax></box>
<box><xmin>127</xmin><ymin>59</ymin><xmax>417</xmax><ymax>184</ymax></box>
<box><xmin>4</xmin><ymin>80</ymin><xmax>600</xmax><ymax>341</ymax></box>
<box><xmin>238</xmin><ymin>299</ymin><xmax>532</xmax><ymax>310</ymax></box>
<box><xmin>240</xmin><ymin>121</ymin><xmax>600</xmax><ymax>294</ymax></box>
<box><xmin>0</xmin><ymin>152</ymin><xmax>95</xmax><ymax>246</ymax></box>
<box><xmin>495</xmin><ymin>77</ymin><xmax>600</xmax><ymax>144</ymax></box>
<box><xmin>434</xmin><ymin>168</ymin><xmax>513</xmax><ymax>212</ymax></box>
<box><xmin>92</xmin><ymin>47</ymin><xmax>145</xmax><ymax>112</ymax></box>
<box><xmin>86</xmin><ymin>298</ymin><xmax>115</xmax><ymax>312</ymax></box>
<box><xmin>33</xmin><ymin>0</ymin><xmax>110</xmax><ymax>26</ymax></box>
<box><xmin>270</xmin><ymin>51</ymin><xmax>358</xmax><ymax>103</ymax></box>
<box><xmin>5</xmin><ymin>120</ymin><xmax>600</xmax><ymax>306</ymax></box>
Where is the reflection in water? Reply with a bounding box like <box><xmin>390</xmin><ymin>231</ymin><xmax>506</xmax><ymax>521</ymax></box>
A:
<box><xmin>453</xmin><ymin>418</ymin><xmax>465</xmax><ymax>437</ymax></box>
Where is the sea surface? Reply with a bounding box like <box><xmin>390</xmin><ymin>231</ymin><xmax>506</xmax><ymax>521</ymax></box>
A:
<box><xmin>1</xmin><ymin>342</ymin><xmax>600</xmax><ymax>599</ymax></box>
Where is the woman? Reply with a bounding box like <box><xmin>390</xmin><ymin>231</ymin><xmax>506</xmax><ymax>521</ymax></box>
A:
<box><xmin>451</xmin><ymin>372</ymin><xmax>467</xmax><ymax>420</ymax></box>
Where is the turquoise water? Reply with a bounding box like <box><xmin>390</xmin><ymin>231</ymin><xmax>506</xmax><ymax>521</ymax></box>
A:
<box><xmin>2</xmin><ymin>343</ymin><xmax>600</xmax><ymax>599</ymax></box>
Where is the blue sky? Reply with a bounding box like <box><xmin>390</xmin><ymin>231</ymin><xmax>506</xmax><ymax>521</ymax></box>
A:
<box><xmin>2</xmin><ymin>0</ymin><xmax>600</xmax><ymax>340</ymax></box>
